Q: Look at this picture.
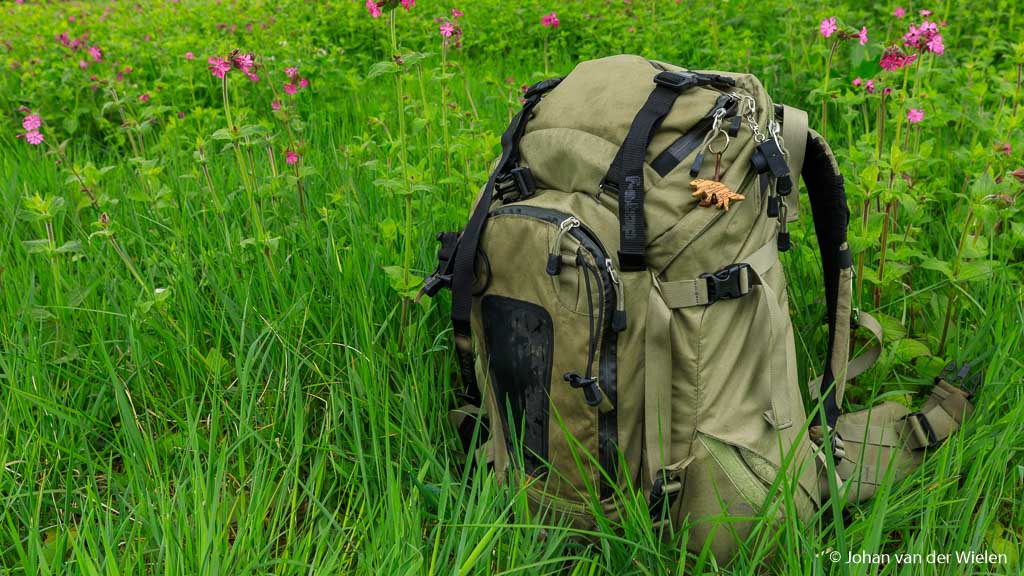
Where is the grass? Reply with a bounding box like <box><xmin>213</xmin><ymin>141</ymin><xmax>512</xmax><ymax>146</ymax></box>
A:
<box><xmin>1</xmin><ymin>0</ymin><xmax>1022</xmax><ymax>573</ymax></box>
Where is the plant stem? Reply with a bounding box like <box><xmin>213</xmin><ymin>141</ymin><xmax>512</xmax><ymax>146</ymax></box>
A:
<box><xmin>938</xmin><ymin>205</ymin><xmax>974</xmax><ymax>355</ymax></box>
<box><xmin>821</xmin><ymin>38</ymin><xmax>840</xmax><ymax>138</ymax></box>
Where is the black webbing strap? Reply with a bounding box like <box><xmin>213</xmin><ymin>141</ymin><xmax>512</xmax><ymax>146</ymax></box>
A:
<box><xmin>802</xmin><ymin>132</ymin><xmax>851</xmax><ymax>432</ymax></box>
<box><xmin>448</xmin><ymin>78</ymin><xmax>561</xmax><ymax>403</ymax></box>
<box><xmin>604</xmin><ymin>71</ymin><xmax>735</xmax><ymax>271</ymax></box>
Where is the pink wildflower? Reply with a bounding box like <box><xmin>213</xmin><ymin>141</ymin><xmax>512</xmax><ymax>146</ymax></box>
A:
<box><xmin>858</xmin><ymin>26</ymin><xmax>868</xmax><ymax>45</ymax></box>
<box><xmin>285</xmin><ymin>66</ymin><xmax>298</xmax><ymax>79</ymax></box>
<box><xmin>246</xmin><ymin>71</ymin><xmax>259</xmax><ymax>82</ymax></box>
<box><xmin>88</xmin><ymin>45</ymin><xmax>102</xmax><ymax>62</ymax></box>
<box><xmin>286</xmin><ymin>150</ymin><xmax>298</xmax><ymax>164</ymax></box>
<box><xmin>22</xmin><ymin>115</ymin><xmax>41</xmax><ymax>130</ymax></box>
<box><xmin>820</xmin><ymin>17</ymin><xmax>837</xmax><ymax>38</ymax></box>
<box><xmin>366</xmin><ymin>0</ymin><xmax>382</xmax><ymax>18</ymax></box>
<box><xmin>880</xmin><ymin>46</ymin><xmax>918</xmax><ymax>71</ymax></box>
<box><xmin>920</xmin><ymin>9</ymin><xmax>932</xmax><ymax>16</ymax></box>
<box><xmin>894</xmin><ymin>7</ymin><xmax>906</xmax><ymax>18</ymax></box>
<box><xmin>123</xmin><ymin>66</ymin><xmax>132</xmax><ymax>74</ymax></box>
<box><xmin>299</xmin><ymin>78</ymin><xmax>308</xmax><ymax>88</ymax></box>
<box><xmin>401</xmin><ymin>0</ymin><xmax>415</xmax><ymax>10</ymax></box>
<box><xmin>271</xmin><ymin>100</ymin><xmax>281</xmax><ymax>111</ymax></box>
<box><xmin>883</xmin><ymin>87</ymin><xmax>893</xmax><ymax>96</ymax></box>
<box><xmin>138</xmin><ymin>93</ymin><xmax>149</xmax><ymax>103</ymax></box>
<box><xmin>451</xmin><ymin>8</ymin><xmax>464</xmax><ymax>18</ymax></box>
<box><xmin>208</xmin><ymin>56</ymin><xmax>232</xmax><ymax>79</ymax></box>
<box><xmin>853</xmin><ymin>77</ymin><xmax>862</xmax><ymax>87</ymax></box>
<box><xmin>25</xmin><ymin>131</ymin><xmax>44</xmax><ymax>145</ymax></box>
<box><xmin>232</xmin><ymin>53</ymin><xmax>254</xmax><ymax>73</ymax></box>
<box><xmin>284</xmin><ymin>82</ymin><xmax>297</xmax><ymax>95</ymax></box>
<box><xmin>907</xmin><ymin>108</ymin><xmax>924</xmax><ymax>123</ymax></box>
<box><xmin>541</xmin><ymin>12</ymin><xmax>559</xmax><ymax>28</ymax></box>
<box><xmin>185</xmin><ymin>51</ymin><xmax>194</xmax><ymax>60</ymax></box>
<box><xmin>904</xmin><ymin>20</ymin><xmax>944</xmax><ymax>56</ymax></box>
<box><xmin>79</xmin><ymin>59</ymin><xmax>88</xmax><ymax>69</ymax></box>
<box><xmin>998</xmin><ymin>142</ymin><xmax>1011</xmax><ymax>156</ymax></box>
<box><xmin>866</xmin><ymin>80</ymin><xmax>875</xmax><ymax>94</ymax></box>
<box><xmin>440</xmin><ymin>21</ymin><xmax>455</xmax><ymax>37</ymax></box>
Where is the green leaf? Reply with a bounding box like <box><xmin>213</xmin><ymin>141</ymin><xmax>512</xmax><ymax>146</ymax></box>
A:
<box><xmin>63</xmin><ymin>115</ymin><xmax>79</xmax><ymax>134</ymax></box>
<box><xmin>238</xmin><ymin>124</ymin><xmax>268</xmax><ymax>138</ymax></box>
<box><xmin>382</xmin><ymin>265</ymin><xmax>423</xmax><ymax>299</ymax></box>
<box><xmin>919</xmin><ymin>257</ymin><xmax>954</xmax><ymax>280</ymax></box>
<box><xmin>958</xmin><ymin>260</ymin><xmax>994</xmax><ymax>281</ymax></box>
<box><xmin>204</xmin><ymin>348</ymin><xmax>228</xmax><ymax>374</ymax></box>
<box><xmin>22</xmin><ymin>239</ymin><xmax>51</xmax><ymax>254</ymax></box>
<box><xmin>367</xmin><ymin>60</ymin><xmax>400</xmax><ymax>80</ymax></box>
<box><xmin>55</xmin><ymin>240</ymin><xmax>82</xmax><ymax>254</ymax></box>
<box><xmin>892</xmin><ymin>338</ymin><xmax>931</xmax><ymax>362</ymax></box>
<box><xmin>211</xmin><ymin>127</ymin><xmax>234</xmax><ymax>141</ymax></box>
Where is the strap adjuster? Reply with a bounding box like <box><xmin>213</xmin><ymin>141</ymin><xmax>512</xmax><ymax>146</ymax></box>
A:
<box><xmin>648</xmin><ymin>469</ymin><xmax>683</xmax><ymax>518</ymax></box>
<box><xmin>653</xmin><ymin>71</ymin><xmax>697</xmax><ymax>92</ymax></box>
<box><xmin>701</xmin><ymin>263</ymin><xmax>751</xmax><ymax>303</ymax></box>
<box><xmin>495</xmin><ymin>166</ymin><xmax>536</xmax><ymax>202</ymax></box>
<box><xmin>907</xmin><ymin>412</ymin><xmax>940</xmax><ymax>450</ymax></box>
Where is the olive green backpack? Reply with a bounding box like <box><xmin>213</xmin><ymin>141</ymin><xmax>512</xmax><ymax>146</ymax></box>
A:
<box><xmin>421</xmin><ymin>55</ymin><xmax>975</xmax><ymax>562</ymax></box>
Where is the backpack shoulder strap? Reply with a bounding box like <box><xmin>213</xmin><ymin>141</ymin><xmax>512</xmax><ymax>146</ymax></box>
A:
<box><xmin>794</xmin><ymin>118</ymin><xmax>883</xmax><ymax>450</ymax></box>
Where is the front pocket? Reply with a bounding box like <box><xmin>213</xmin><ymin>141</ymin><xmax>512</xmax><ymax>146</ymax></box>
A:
<box><xmin>480</xmin><ymin>205</ymin><xmax>622</xmax><ymax>501</ymax></box>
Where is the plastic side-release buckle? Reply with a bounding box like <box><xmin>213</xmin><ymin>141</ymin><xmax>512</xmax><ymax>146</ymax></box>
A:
<box><xmin>700</xmin><ymin>263</ymin><xmax>751</xmax><ymax>303</ymax></box>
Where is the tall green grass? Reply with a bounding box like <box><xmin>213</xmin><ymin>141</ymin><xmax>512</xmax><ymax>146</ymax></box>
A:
<box><xmin>1</xmin><ymin>0</ymin><xmax>1021</xmax><ymax>574</ymax></box>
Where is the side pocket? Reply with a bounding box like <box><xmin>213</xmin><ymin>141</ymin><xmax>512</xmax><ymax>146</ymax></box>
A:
<box><xmin>698</xmin><ymin>433</ymin><xmax>774</xmax><ymax>515</ymax></box>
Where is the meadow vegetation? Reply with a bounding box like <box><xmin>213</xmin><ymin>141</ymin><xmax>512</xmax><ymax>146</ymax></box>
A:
<box><xmin>1</xmin><ymin>0</ymin><xmax>1022</xmax><ymax>573</ymax></box>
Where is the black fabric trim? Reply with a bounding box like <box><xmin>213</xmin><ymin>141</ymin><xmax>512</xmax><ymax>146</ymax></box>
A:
<box><xmin>482</xmin><ymin>295</ymin><xmax>554</xmax><ymax>476</ymax></box>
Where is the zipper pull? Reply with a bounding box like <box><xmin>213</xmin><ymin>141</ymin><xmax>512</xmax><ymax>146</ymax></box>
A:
<box><xmin>606</xmin><ymin>258</ymin><xmax>627</xmax><ymax>332</ymax></box>
<box><xmin>547</xmin><ymin>217</ymin><xmax>580</xmax><ymax>275</ymax></box>
<box><xmin>777</xmin><ymin>202</ymin><xmax>791</xmax><ymax>252</ymax></box>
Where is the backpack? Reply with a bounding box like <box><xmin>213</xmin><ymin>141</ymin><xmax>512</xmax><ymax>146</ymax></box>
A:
<box><xmin>421</xmin><ymin>55</ymin><xmax>976</xmax><ymax>561</ymax></box>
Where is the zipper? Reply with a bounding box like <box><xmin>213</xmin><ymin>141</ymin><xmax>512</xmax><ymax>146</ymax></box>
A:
<box><xmin>651</xmin><ymin>95</ymin><xmax>738</xmax><ymax>177</ymax></box>
<box><xmin>489</xmin><ymin>205</ymin><xmax>619</xmax><ymax>499</ymax></box>
<box><xmin>546</xmin><ymin>216</ymin><xmax>580</xmax><ymax>276</ymax></box>
<box><xmin>606</xmin><ymin>258</ymin><xmax>626</xmax><ymax>332</ymax></box>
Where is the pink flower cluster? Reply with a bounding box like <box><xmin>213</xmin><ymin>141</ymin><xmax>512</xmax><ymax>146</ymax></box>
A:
<box><xmin>903</xmin><ymin>20</ymin><xmax>944</xmax><ymax>55</ymax></box>
<box><xmin>55</xmin><ymin>31</ymin><xmax>105</xmax><ymax>70</ymax></box>
<box><xmin>907</xmin><ymin>108</ymin><xmax>924</xmax><ymax>123</ymax></box>
<box><xmin>819</xmin><ymin>17</ymin><xmax>867</xmax><ymax>45</ymax></box>
<box><xmin>437</xmin><ymin>8</ymin><xmax>465</xmax><ymax>48</ymax></box>
<box><xmin>16</xmin><ymin>110</ymin><xmax>44</xmax><ymax>146</ymax></box>
<box><xmin>541</xmin><ymin>12</ymin><xmax>559</xmax><ymax>28</ymax></box>
<box><xmin>282</xmin><ymin>66</ymin><xmax>310</xmax><ymax>96</ymax></box>
<box><xmin>880</xmin><ymin>45</ymin><xmax>918</xmax><ymax>71</ymax></box>
<box><xmin>852</xmin><ymin>77</ymin><xmax>875</xmax><ymax>93</ymax></box>
<box><xmin>366</xmin><ymin>0</ymin><xmax>415</xmax><ymax>18</ymax></box>
<box><xmin>207</xmin><ymin>51</ymin><xmax>260</xmax><ymax>82</ymax></box>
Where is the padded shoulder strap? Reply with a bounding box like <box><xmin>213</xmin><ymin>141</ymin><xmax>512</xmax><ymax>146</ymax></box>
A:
<box><xmin>801</xmin><ymin>127</ymin><xmax>856</xmax><ymax>439</ymax></box>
